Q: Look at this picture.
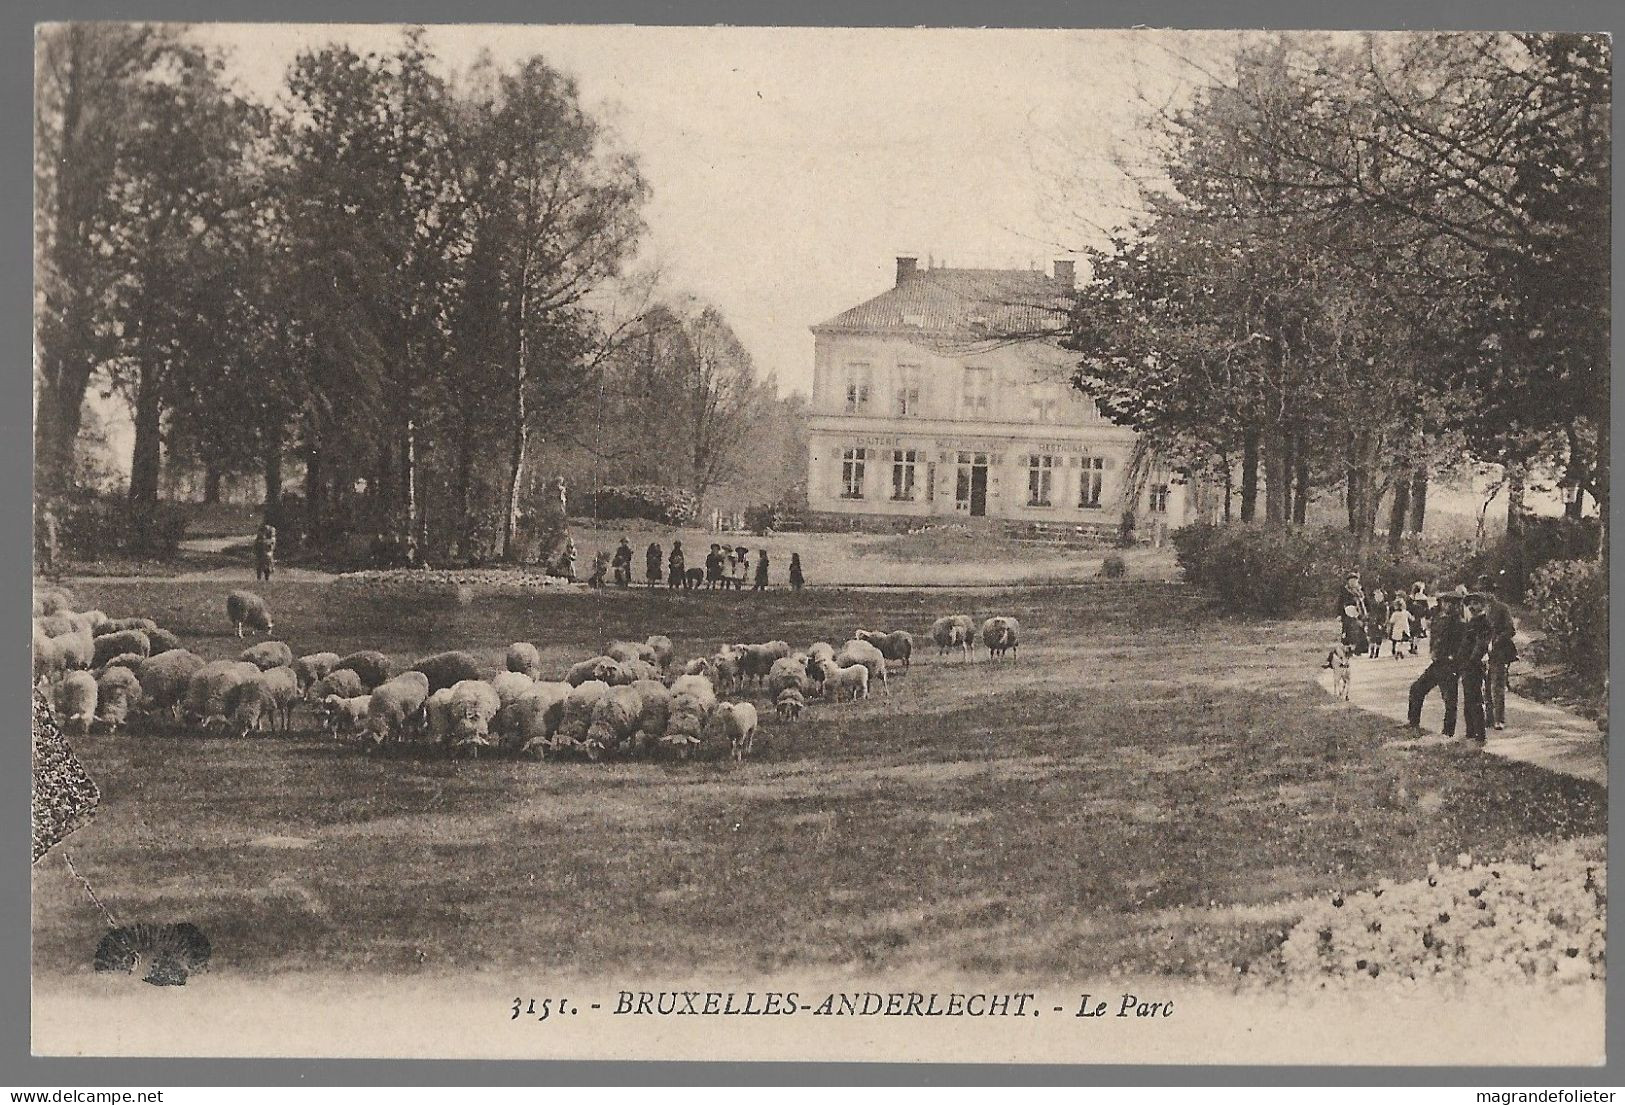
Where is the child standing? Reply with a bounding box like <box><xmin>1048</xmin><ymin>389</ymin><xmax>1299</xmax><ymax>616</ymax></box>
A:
<box><xmin>1366</xmin><ymin>587</ymin><xmax>1388</xmax><ymax>659</ymax></box>
<box><xmin>789</xmin><ymin>552</ymin><xmax>804</xmax><ymax>592</ymax></box>
<box><xmin>1387</xmin><ymin>597</ymin><xmax>1413</xmax><ymax>660</ymax></box>
<box><xmin>754</xmin><ymin>549</ymin><xmax>769</xmax><ymax>591</ymax></box>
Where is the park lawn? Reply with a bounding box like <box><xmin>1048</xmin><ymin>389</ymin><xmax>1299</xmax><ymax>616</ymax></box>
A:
<box><xmin>32</xmin><ymin>578</ymin><xmax>1605</xmax><ymax>985</ymax></box>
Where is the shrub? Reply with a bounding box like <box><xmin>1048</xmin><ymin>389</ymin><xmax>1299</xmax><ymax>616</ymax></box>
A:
<box><xmin>1099</xmin><ymin>553</ymin><xmax>1128</xmax><ymax>579</ymax></box>
<box><xmin>744</xmin><ymin>503</ymin><xmax>783</xmax><ymax>535</ymax></box>
<box><xmin>585</xmin><ymin>484</ymin><xmax>698</xmax><ymax>526</ymax></box>
<box><xmin>1471</xmin><ymin>517</ymin><xmax>1602</xmax><ymax>598</ymax></box>
<box><xmin>1526</xmin><ymin>558</ymin><xmax>1608</xmax><ymax>681</ymax></box>
<box><xmin>52</xmin><ymin>491</ymin><xmax>188</xmax><ymax>560</ymax></box>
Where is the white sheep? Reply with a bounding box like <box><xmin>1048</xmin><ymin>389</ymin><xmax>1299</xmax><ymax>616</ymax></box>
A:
<box><xmin>96</xmin><ymin>616</ymin><xmax>159</xmax><ymax>637</ymax></box>
<box><xmin>320</xmin><ymin>694</ymin><xmax>372</xmax><ymax>739</ymax></box>
<box><xmin>364</xmin><ymin>672</ymin><xmax>431</xmax><ymax>745</ymax></box>
<box><xmin>644</xmin><ymin>634</ymin><xmax>674</xmax><ymax>671</ymax></box>
<box><xmin>817</xmin><ymin>658</ymin><xmax>869</xmax><ymax>702</ymax></box>
<box><xmin>487</xmin><ymin>670</ymin><xmax>535</xmax><ymax>708</ymax></box>
<box><xmin>661</xmin><ymin>688</ymin><xmax>717</xmax><ymax>757</ymax></box>
<box><xmin>565</xmin><ymin>655</ymin><xmax>623</xmax><ymax>687</ymax></box>
<box><xmin>55</xmin><ymin>629</ymin><xmax>94</xmax><ymax>672</ymax></box>
<box><xmin>226</xmin><ymin>674</ymin><xmax>280</xmax><ymax>737</ymax></box>
<box><xmin>500</xmin><ymin>681</ymin><xmax>572</xmax><ymax>755</ymax></box>
<box><xmin>185</xmin><ymin>660</ymin><xmax>261</xmax><ymax>731</ymax></box>
<box><xmin>607</xmin><ymin>640</ymin><xmax>657</xmax><ymax>666</ymax></box>
<box><xmin>775</xmin><ymin>687</ymin><xmax>806</xmax><ymax>721</ymax></box>
<box><xmin>627</xmin><ymin>679</ymin><xmax>673</xmax><ymax>751</ymax></box>
<box><xmin>617</xmin><ymin>657</ymin><xmax>661</xmax><ymax>684</ymax></box>
<box><xmin>308</xmin><ymin>668</ymin><xmax>366</xmax><ymax>704</ymax></box>
<box><xmin>855</xmin><ymin>629</ymin><xmax>913</xmax><ymax>671</ymax></box>
<box><xmin>669</xmin><ymin>673</ymin><xmax>717</xmax><ymax>711</ymax></box>
<box><xmin>95</xmin><ymin>666</ymin><xmax>143</xmax><ymax>732</ymax></box>
<box><xmin>681</xmin><ymin>656</ymin><xmax>718</xmax><ymax>684</ymax></box>
<box><xmin>447</xmin><ymin>679</ymin><xmax>503</xmax><ymax>753</ymax></box>
<box><xmin>33</xmin><ymin>631</ymin><xmax>64</xmax><ymax>688</ymax></box>
<box><xmin>56</xmin><ymin>671</ymin><xmax>98</xmax><ymax>735</ymax></box>
<box><xmin>703</xmin><ymin>701</ymin><xmax>760</xmax><ymax>762</ymax></box>
<box><xmin>506</xmin><ymin>642</ymin><xmax>543</xmax><ymax>679</ymax></box>
<box><xmin>137</xmin><ymin>650</ymin><xmax>205</xmax><ymax>720</ymax></box>
<box><xmin>424</xmin><ymin>687</ymin><xmax>459</xmax><ymax>745</ymax></box>
<box><xmin>584</xmin><ymin>684</ymin><xmax>643</xmax><ymax>759</ymax></box>
<box><xmin>146</xmin><ymin>627</ymin><xmax>183</xmax><ymax>654</ymax></box>
<box><xmin>92</xmin><ymin>629</ymin><xmax>151</xmax><ymax>669</ymax></box>
<box><xmin>333</xmin><ymin>650</ymin><xmax>393</xmax><ymax>690</ymax></box>
<box><xmin>292</xmin><ymin>652</ymin><xmax>341</xmax><ymax>693</ymax></box>
<box><xmin>225</xmin><ymin>591</ymin><xmax>274</xmax><ymax>638</ymax></box>
<box><xmin>766</xmin><ymin>656</ymin><xmax>810</xmax><ymax>700</ymax></box>
<box><xmin>36</xmin><ymin>587</ymin><xmax>77</xmax><ymax>617</ymax></box>
<box><xmin>240</xmin><ymin>640</ymin><xmax>294</xmax><ymax>671</ymax></box>
<box><xmin>555</xmin><ymin>679</ymin><xmax>612</xmax><ymax>748</ymax></box>
<box><xmin>930</xmin><ymin>615</ymin><xmax>976</xmax><ymax>661</ymax></box>
<box><xmin>410</xmin><ymin>650</ymin><xmax>484</xmax><ymax>692</ymax></box>
<box><xmin>980</xmin><ymin>616</ymin><xmax>1021</xmax><ymax>660</ymax></box>
<box><xmin>836</xmin><ymin>638</ymin><xmax>889</xmax><ymax>694</ymax></box>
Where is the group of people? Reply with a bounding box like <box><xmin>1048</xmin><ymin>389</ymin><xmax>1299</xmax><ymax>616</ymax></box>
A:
<box><xmin>607</xmin><ymin>538</ymin><xmax>806</xmax><ymax>593</ymax></box>
<box><xmin>1336</xmin><ymin>570</ymin><xmax>1519</xmax><ymax>744</ymax></box>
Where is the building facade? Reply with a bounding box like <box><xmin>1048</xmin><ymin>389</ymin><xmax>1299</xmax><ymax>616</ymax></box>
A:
<box><xmin>806</xmin><ymin>257</ymin><xmax>1187</xmax><ymax>535</ymax></box>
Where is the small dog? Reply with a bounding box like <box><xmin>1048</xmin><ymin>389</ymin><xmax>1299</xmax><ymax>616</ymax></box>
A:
<box><xmin>776</xmin><ymin>688</ymin><xmax>806</xmax><ymax>721</ymax></box>
<box><xmin>1324</xmin><ymin>643</ymin><xmax>1353</xmax><ymax>700</ymax></box>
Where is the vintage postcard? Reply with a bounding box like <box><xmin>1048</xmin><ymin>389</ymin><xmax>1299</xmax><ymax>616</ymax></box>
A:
<box><xmin>30</xmin><ymin>23</ymin><xmax>1608</xmax><ymax>1064</ymax></box>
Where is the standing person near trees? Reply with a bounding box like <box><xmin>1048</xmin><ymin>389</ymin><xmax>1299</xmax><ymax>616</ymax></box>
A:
<box><xmin>612</xmin><ymin>538</ymin><xmax>633</xmax><ymax>588</ymax></box>
<box><xmin>667</xmin><ymin>541</ymin><xmax>686</xmax><ymax>590</ymax></box>
<box><xmin>1405</xmin><ymin>587</ymin><xmax>1467</xmax><ymax>738</ymax></box>
<box><xmin>254</xmin><ymin>519</ymin><xmax>278</xmax><ymax>582</ymax></box>
<box><xmin>754</xmin><ymin>549</ymin><xmax>769</xmax><ymax>591</ymax></box>
<box><xmin>646</xmin><ymin>542</ymin><xmax>663</xmax><ymax>588</ymax></box>
<box><xmin>789</xmin><ymin>552</ymin><xmax>804</xmax><ymax>593</ymax></box>
<box><xmin>1476</xmin><ymin>573</ymin><xmax>1519</xmax><ymax>732</ymax></box>
<box><xmin>1457</xmin><ymin>593</ymin><xmax>1495</xmax><ymax>744</ymax></box>
<box><xmin>1337</xmin><ymin>572</ymin><xmax>1369</xmax><ymax>654</ymax></box>
<box><xmin>37</xmin><ymin>501</ymin><xmax>60</xmax><ymax>577</ymax></box>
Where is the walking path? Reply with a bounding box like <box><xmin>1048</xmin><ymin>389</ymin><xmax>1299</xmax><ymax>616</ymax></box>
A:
<box><xmin>1321</xmin><ymin>652</ymin><xmax>1607</xmax><ymax>786</ymax></box>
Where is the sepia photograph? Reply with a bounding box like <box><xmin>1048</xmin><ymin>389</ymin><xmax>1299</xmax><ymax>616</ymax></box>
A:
<box><xmin>28</xmin><ymin>21</ymin><xmax>1610</xmax><ymax>1066</ymax></box>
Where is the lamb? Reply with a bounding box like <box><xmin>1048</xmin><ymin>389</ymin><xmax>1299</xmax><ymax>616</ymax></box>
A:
<box><xmin>145</xmin><ymin>628</ymin><xmax>182</xmax><ymax>655</ymax></box>
<box><xmin>92</xmin><ymin>629</ymin><xmax>151</xmax><ymax>669</ymax></box>
<box><xmin>499</xmin><ymin>681</ymin><xmax>572</xmax><ymax>754</ymax></box>
<box><xmin>489</xmin><ymin>670</ymin><xmax>536</xmax><ymax>707</ymax></box>
<box><xmin>565</xmin><ymin>655</ymin><xmax>623</xmax><ymax>687</ymax></box>
<box><xmin>930</xmin><ymin>614</ymin><xmax>976</xmax><ymax>661</ymax></box>
<box><xmin>240</xmin><ymin>640</ymin><xmax>294</xmax><ymax>671</ymax></box>
<box><xmin>644</xmin><ymin>635</ymin><xmax>674</xmax><ymax>671</ymax></box>
<box><xmin>855</xmin><ymin>629</ymin><xmax>913</xmax><ymax>672</ymax></box>
<box><xmin>980</xmin><ymin>616</ymin><xmax>1021</xmax><ymax>659</ymax></box>
<box><xmin>410</xmin><ymin>650</ymin><xmax>484</xmax><ymax>692</ymax></box>
<box><xmin>320</xmin><ymin>694</ymin><xmax>372</xmax><ymax>739</ymax></box>
<box><xmin>185</xmin><ymin>660</ymin><xmax>261</xmax><ymax>730</ymax></box>
<box><xmin>606</xmin><ymin>640</ymin><xmax>657</xmax><ymax>666</ymax></box>
<box><xmin>225</xmin><ymin>591</ymin><xmax>274</xmax><ymax>638</ymax></box>
<box><xmin>95</xmin><ymin>616</ymin><xmax>159</xmax><ymax>637</ymax></box>
<box><xmin>817</xmin><ymin>658</ymin><xmax>869</xmax><ymax>702</ymax></box>
<box><xmin>775</xmin><ymin>687</ymin><xmax>806</xmax><ymax>721</ymax></box>
<box><xmin>333</xmin><ymin>650</ymin><xmax>393</xmax><ymax>690</ymax></box>
<box><xmin>136</xmin><ymin>649</ymin><xmax>205</xmax><ymax>719</ymax></box>
<box><xmin>308</xmin><ymin>668</ymin><xmax>365</xmax><ymax>704</ymax></box>
<box><xmin>363</xmin><ymin>672</ymin><xmax>432</xmax><ymax>745</ymax></box>
<box><xmin>292</xmin><ymin>652</ymin><xmax>341</xmax><ymax>693</ymax></box>
<box><xmin>95</xmin><ymin>666</ymin><xmax>143</xmax><ymax>732</ymax></box>
<box><xmin>555</xmin><ymin>679</ymin><xmax>612</xmax><ymax>748</ymax></box>
<box><xmin>505</xmin><ymin>642</ymin><xmax>543</xmax><ymax>679</ymax></box>
<box><xmin>766</xmin><ymin>656</ymin><xmax>810</xmax><ymax>700</ymax></box>
<box><xmin>446</xmin><ymin>679</ymin><xmax>503</xmax><ymax>753</ymax></box>
<box><xmin>56</xmin><ymin>671</ymin><xmax>98</xmax><ymax>735</ymax></box>
<box><xmin>703</xmin><ymin>701</ymin><xmax>760</xmax><ymax>762</ymax></box>
<box><xmin>836</xmin><ymin>638</ymin><xmax>889</xmax><ymax>694</ymax></box>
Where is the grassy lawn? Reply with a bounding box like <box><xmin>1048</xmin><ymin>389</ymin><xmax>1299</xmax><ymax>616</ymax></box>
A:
<box><xmin>33</xmin><ymin>577</ymin><xmax>1605</xmax><ymax>985</ymax></box>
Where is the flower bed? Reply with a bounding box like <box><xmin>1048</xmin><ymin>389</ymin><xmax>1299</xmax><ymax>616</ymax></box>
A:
<box><xmin>1255</xmin><ymin>839</ymin><xmax>1605</xmax><ymax>987</ymax></box>
<box><xmin>334</xmin><ymin>568</ymin><xmax>582</xmax><ymax>597</ymax></box>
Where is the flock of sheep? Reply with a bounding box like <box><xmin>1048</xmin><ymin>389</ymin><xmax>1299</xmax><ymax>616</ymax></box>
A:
<box><xmin>33</xmin><ymin>584</ymin><xmax>1022</xmax><ymax>764</ymax></box>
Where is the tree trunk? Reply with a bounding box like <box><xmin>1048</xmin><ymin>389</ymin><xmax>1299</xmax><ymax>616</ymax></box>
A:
<box><xmin>263</xmin><ymin>441</ymin><xmax>283</xmax><ymax>528</ymax></box>
<box><xmin>1407</xmin><ymin>467</ymin><xmax>1429</xmax><ymax>534</ymax></box>
<box><xmin>1292</xmin><ymin>452</ymin><xmax>1310</xmax><ymax>523</ymax></box>
<box><xmin>403</xmin><ymin>416</ymin><xmax>419</xmax><ymax>564</ymax></box>
<box><xmin>1239</xmin><ymin>428</ymin><xmax>1260</xmax><ymax>523</ymax></box>
<box><xmin>1386</xmin><ymin>467</ymin><xmax>1412</xmax><ymax>553</ymax></box>
<box><xmin>1222</xmin><ymin>457</ymin><xmax>1233</xmax><ymax>523</ymax></box>
<box><xmin>502</xmin><ymin>174</ymin><xmax>539</xmax><ymax>563</ymax></box>
<box><xmin>304</xmin><ymin>433</ymin><xmax>323</xmax><ymax>542</ymax></box>
<box><xmin>34</xmin><ymin>369</ymin><xmax>92</xmax><ymax>497</ymax></box>
<box><xmin>1264</xmin><ymin>435</ymin><xmax>1289</xmax><ymax>523</ymax></box>
<box><xmin>203</xmin><ymin>464</ymin><xmax>222</xmax><ymax>504</ymax></box>
<box><xmin>127</xmin><ymin>362</ymin><xmax>164</xmax><ymax>504</ymax></box>
<box><xmin>1506</xmin><ymin>467</ymin><xmax>1526</xmax><ymax>538</ymax></box>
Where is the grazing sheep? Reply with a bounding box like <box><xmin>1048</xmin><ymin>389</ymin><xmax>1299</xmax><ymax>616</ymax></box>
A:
<box><xmin>226</xmin><ymin>675</ymin><xmax>279</xmax><ymax>737</ymax></box>
<box><xmin>681</xmin><ymin>656</ymin><xmax>718</xmax><ymax>684</ymax></box>
<box><xmin>703</xmin><ymin>701</ymin><xmax>760</xmax><ymax>762</ymax></box>
<box><xmin>555</xmin><ymin>680</ymin><xmax>612</xmax><ymax>747</ymax></box>
<box><xmin>734</xmin><ymin>644</ymin><xmax>778</xmax><ymax>687</ymax></box>
<box><xmin>80</xmin><ymin>610</ymin><xmax>110</xmax><ymax>634</ymax></box>
<box><xmin>364</xmin><ymin>672</ymin><xmax>432</xmax><ymax>745</ymax></box>
<box><xmin>447</xmin><ymin>679</ymin><xmax>503</xmax><ymax>753</ymax></box>
<box><xmin>618</xmin><ymin>657</ymin><xmax>661</xmax><ymax>684</ymax></box>
<box><xmin>817</xmin><ymin>658</ymin><xmax>869</xmax><ymax>702</ymax></box>
<box><xmin>136</xmin><ymin>650</ymin><xmax>205</xmax><ymax>719</ymax></box>
<box><xmin>225</xmin><ymin>591</ymin><xmax>274</xmax><ymax>638</ymax></box>
<box><xmin>627</xmin><ymin>679</ymin><xmax>673</xmax><ymax>751</ymax></box>
<box><xmin>56</xmin><ymin>672</ymin><xmax>98</xmax><ymax>734</ymax></box>
<box><xmin>506</xmin><ymin>642</ymin><xmax>543</xmax><ymax>679</ymax></box>
<box><xmin>500</xmin><ymin>682</ymin><xmax>571</xmax><ymax>754</ymax></box>
<box><xmin>38</xmin><ymin>613</ymin><xmax>80</xmax><ymax>638</ymax></box>
<box><xmin>56</xmin><ymin>629</ymin><xmax>95</xmax><ymax>671</ymax></box>
<box><xmin>644</xmin><ymin>635</ymin><xmax>674</xmax><ymax>670</ymax></box>
<box><xmin>776</xmin><ymin>687</ymin><xmax>806</xmax><ymax>721</ymax></box>
<box><xmin>661</xmin><ymin>680</ymin><xmax>719</xmax><ymax>757</ymax></box>
<box><xmin>424</xmin><ymin>687</ymin><xmax>459</xmax><ymax>744</ymax></box>
<box><xmin>980</xmin><ymin>616</ymin><xmax>1021</xmax><ymax>659</ymax></box>
<box><xmin>100</xmin><ymin>653</ymin><xmax>147</xmax><ymax>676</ymax></box>
<box><xmin>292</xmin><ymin>652</ymin><xmax>341</xmax><ymax>693</ymax></box>
<box><xmin>607</xmin><ymin>640</ymin><xmax>657</xmax><ymax>666</ymax></box>
<box><xmin>33</xmin><ymin>631</ymin><xmax>64</xmax><ymax>686</ymax></box>
<box><xmin>836</xmin><ymin>638</ymin><xmax>889</xmax><ymax>694</ymax></box>
<box><xmin>710</xmin><ymin>650</ymin><xmax>742</xmax><ymax>694</ymax></box>
<box><xmin>565</xmin><ymin>655</ymin><xmax>623</xmax><ymax>687</ymax></box>
<box><xmin>95</xmin><ymin>666</ymin><xmax>142</xmax><ymax>732</ymax></box>
<box><xmin>855</xmin><ymin>629</ymin><xmax>913</xmax><ymax>672</ymax></box>
<box><xmin>248</xmin><ymin>666</ymin><xmax>301</xmax><ymax>731</ymax></box>
<box><xmin>669</xmin><ymin>673</ymin><xmax>717</xmax><ymax>709</ymax></box>
<box><xmin>766</xmin><ymin>656</ymin><xmax>810</xmax><ymax>700</ymax></box>
<box><xmin>96</xmin><ymin>616</ymin><xmax>159</xmax><ymax>638</ymax></box>
<box><xmin>240</xmin><ymin>640</ymin><xmax>294</xmax><ymax>671</ymax></box>
<box><xmin>489</xmin><ymin>670</ymin><xmax>535</xmax><ymax>707</ymax></box>
<box><xmin>308</xmin><ymin>668</ymin><xmax>365</xmax><ymax>704</ymax></box>
<box><xmin>92</xmin><ymin>629</ymin><xmax>151</xmax><ymax>669</ymax></box>
<box><xmin>185</xmin><ymin>660</ymin><xmax>261</xmax><ymax>730</ymax></box>
<box><xmin>930</xmin><ymin>615</ymin><xmax>976</xmax><ymax>661</ymax></box>
<box><xmin>36</xmin><ymin>588</ymin><xmax>77</xmax><ymax>617</ymax></box>
<box><xmin>333</xmin><ymin>650</ymin><xmax>393</xmax><ymax>690</ymax></box>
<box><xmin>319</xmin><ymin>694</ymin><xmax>372</xmax><ymax>739</ymax></box>
<box><xmin>807</xmin><ymin>641</ymin><xmax>836</xmax><ymax>665</ymax></box>
<box><xmin>146</xmin><ymin>627</ymin><xmax>182</xmax><ymax>655</ymax></box>
<box><xmin>584</xmin><ymin>684</ymin><xmax>643</xmax><ymax>759</ymax></box>
<box><xmin>410</xmin><ymin>650</ymin><xmax>484</xmax><ymax>692</ymax></box>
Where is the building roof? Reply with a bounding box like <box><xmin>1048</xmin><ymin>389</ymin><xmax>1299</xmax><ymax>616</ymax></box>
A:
<box><xmin>812</xmin><ymin>266</ymin><xmax>1072</xmax><ymax>342</ymax></box>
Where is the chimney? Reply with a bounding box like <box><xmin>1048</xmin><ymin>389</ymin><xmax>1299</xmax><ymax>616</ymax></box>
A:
<box><xmin>1053</xmin><ymin>259</ymin><xmax>1076</xmax><ymax>287</ymax></box>
<box><xmin>896</xmin><ymin>256</ymin><xmax>918</xmax><ymax>284</ymax></box>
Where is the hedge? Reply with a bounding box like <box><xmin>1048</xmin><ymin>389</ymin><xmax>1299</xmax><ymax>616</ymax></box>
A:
<box><xmin>1525</xmin><ymin>558</ymin><xmax>1608</xmax><ymax>681</ymax></box>
<box><xmin>584</xmin><ymin>484</ymin><xmax>698</xmax><ymax>526</ymax></box>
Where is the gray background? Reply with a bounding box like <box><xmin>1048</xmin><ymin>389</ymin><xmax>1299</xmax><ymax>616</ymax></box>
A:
<box><xmin>5</xmin><ymin>0</ymin><xmax>1621</xmax><ymax>1085</ymax></box>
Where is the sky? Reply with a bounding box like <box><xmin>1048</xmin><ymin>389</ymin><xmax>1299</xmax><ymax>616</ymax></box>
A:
<box><xmin>182</xmin><ymin>24</ymin><xmax>1214</xmax><ymax>397</ymax></box>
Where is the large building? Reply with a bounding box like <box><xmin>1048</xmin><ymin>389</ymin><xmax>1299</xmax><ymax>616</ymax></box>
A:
<box><xmin>806</xmin><ymin>256</ymin><xmax>1188</xmax><ymax>536</ymax></box>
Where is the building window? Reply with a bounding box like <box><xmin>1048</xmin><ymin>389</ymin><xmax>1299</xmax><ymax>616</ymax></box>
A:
<box><xmin>1149</xmin><ymin>482</ymin><xmax>1170</xmax><ymax>514</ymax></box>
<box><xmin>841</xmin><ymin>448</ymin><xmax>866</xmax><ymax>499</ymax></box>
<box><xmin>891</xmin><ymin>449</ymin><xmax>919</xmax><ymax>501</ymax></box>
<box><xmin>961</xmin><ymin>368</ymin><xmax>990</xmax><ymax>417</ymax></box>
<box><xmin>843</xmin><ymin>365</ymin><xmax>872</xmax><ymax>413</ymax></box>
<box><xmin>1026</xmin><ymin>455</ymin><xmax>1054</xmax><ymax>507</ymax></box>
<box><xmin>896</xmin><ymin>365</ymin><xmax>922</xmax><ymax>417</ymax></box>
<box><xmin>1030</xmin><ymin>387</ymin><xmax>1058</xmax><ymax>425</ymax></box>
<box><xmin>1079</xmin><ymin>456</ymin><xmax>1104</xmax><ymax>508</ymax></box>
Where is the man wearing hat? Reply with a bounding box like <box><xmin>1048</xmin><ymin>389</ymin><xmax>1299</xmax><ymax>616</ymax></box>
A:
<box><xmin>1404</xmin><ymin>585</ymin><xmax>1467</xmax><ymax>737</ymax></box>
<box><xmin>1456</xmin><ymin>590</ymin><xmax>1495</xmax><ymax>743</ymax></box>
<box><xmin>1475</xmin><ymin>573</ymin><xmax>1519</xmax><ymax>731</ymax></box>
<box><xmin>1337</xmin><ymin>572</ymin><xmax>1369</xmax><ymax>653</ymax></box>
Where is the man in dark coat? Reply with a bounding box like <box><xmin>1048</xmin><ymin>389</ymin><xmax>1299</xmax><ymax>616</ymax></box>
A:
<box><xmin>667</xmin><ymin>541</ymin><xmax>686</xmax><ymax>590</ymax></box>
<box><xmin>1405</xmin><ymin>587</ymin><xmax>1466</xmax><ymax>737</ymax></box>
<box><xmin>1475</xmin><ymin>573</ymin><xmax>1519</xmax><ymax>731</ymax></box>
<box><xmin>612</xmin><ymin>538</ymin><xmax>633</xmax><ymax>587</ymax></box>
<box><xmin>645</xmin><ymin>543</ymin><xmax>663</xmax><ymax>587</ymax></box>
<box><xmin>1457</xmin><ymin>593</ymin><xmax>1494</xmax><ymax>743</ymax></box>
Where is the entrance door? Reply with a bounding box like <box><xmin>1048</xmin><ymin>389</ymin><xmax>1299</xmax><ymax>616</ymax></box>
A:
<box><xmin>969</xmin><ymin>464</ymin><xmax>988</xmax><ymax>516</ymax></box>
